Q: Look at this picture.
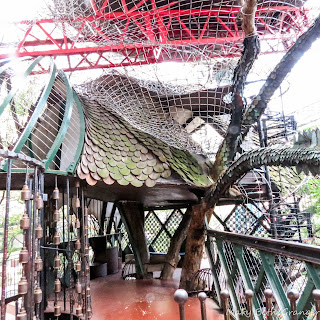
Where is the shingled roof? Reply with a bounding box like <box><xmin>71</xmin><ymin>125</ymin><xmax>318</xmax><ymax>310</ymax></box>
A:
<box><xmin>77</xmin><ymin>96</ymin><xmax>212</xmax><ymax>188</ymax></box>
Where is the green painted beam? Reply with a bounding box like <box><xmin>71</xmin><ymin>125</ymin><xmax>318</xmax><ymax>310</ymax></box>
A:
<box><xmin>216</xmin><ymin>239</ymin><xmax>241</xmax><ymax>319</ymax></box>
<box><xmin>44</xmin><ymin>169</ymin><xmax>69</xmax><ymax>175</ymax></box>
<box><xmin>296</xmin><ymin>279</ymin><xmax>314</xmax><ymax>318</ymax></box>
<box><xmin>260</xmin><ymin>252</ymin><xmax>290</xmax><ymax>320</ymax></box>
<box><xmin>306</xmin><ymin>263</ymin><xmax>320</xmax><ymax>289</ymax></box>
<box><xmin>44</xmin><ymin>70</ymin><xmax>74</xmax><ymax>170</ymax></box>
<box><xmin>0</xmin><ymin>56</ymin><xmax>43</xmax><ymax>118</ymax></box>
<box><xmin>234</xmin><ymin>244</ymin><xmax>264</xmax><ymax>320</ymax></box>
<box><xmin>254</xmin><ymin>267</ymin><xmax>266</xmax><ymax>295</ymax></box>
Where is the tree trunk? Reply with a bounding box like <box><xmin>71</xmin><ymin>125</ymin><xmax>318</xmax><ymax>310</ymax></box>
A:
<box><xmin>179</xmin><ymin>202</ymin><xmax>209</xmax><ymax>289</ymax></box>
<box><xmin>161</xmin><ymin>207</ymin><xmax>192</xmax><ymax>279</ymax></box>
<box><xmin>118</xmin><ymin>201</ymin><xmax>150</xmax><ymax>278</ymax></box>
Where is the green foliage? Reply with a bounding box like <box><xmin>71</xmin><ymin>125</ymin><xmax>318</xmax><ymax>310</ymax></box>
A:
<box><xmin>0</xmin><ymin>191</ymin><xmax>24</xmax><ymax>258</ymax></box>
<box><xmin>307</xmin><ymin>179</ymin><xmax>320</xmax><ymax>199</ymax></box>
<box><xmin>299</xmin><ymin>179</ymin><xmax>320</xmax><ymax>241</ymax></box>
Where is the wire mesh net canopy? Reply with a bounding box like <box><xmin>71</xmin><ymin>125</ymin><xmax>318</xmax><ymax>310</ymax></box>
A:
<box><xmin>0</xmin><ymin>0</ymin><xmax>319</xmax><ymax>192</ymax></box>
<box><xmin>48</xmin><ymin>0</ymin><xmax>316</xmax><ymax>155</ymax></box>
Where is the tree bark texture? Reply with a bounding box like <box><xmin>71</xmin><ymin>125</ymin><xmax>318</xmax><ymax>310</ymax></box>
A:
<box><xmin>210</xmin><ymin>0</ymin><xmax>259</xmax><ymax>180</ymax></box>
<box><xmin>161</xmin><ymin>207</ymin><xmax>192</xmax><ymax>280</ymax></box>
<box><xmin>241</xmin><ymin>13</ymin><xmax>320</xmax><ymax>139</ymax></box>
<box><xmin>180</xmin><ymin>202</ymin><xmax>210</xmax><ymax>289</ymax></box>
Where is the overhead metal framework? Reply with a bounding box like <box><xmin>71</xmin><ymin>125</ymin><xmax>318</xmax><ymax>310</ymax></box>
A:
<box><xmin>0</xmin><ymin>3</ymin><xmax>310</xmax><ymax>73</ymax></box>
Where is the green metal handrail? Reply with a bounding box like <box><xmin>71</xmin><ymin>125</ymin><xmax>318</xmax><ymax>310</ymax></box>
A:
<box><xmin>206</xmin><ymin>228</ymin><xmax>320</xmax><ymax>320</ymax></box>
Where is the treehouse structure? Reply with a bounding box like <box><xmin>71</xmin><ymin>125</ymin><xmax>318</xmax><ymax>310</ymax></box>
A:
<box><xmin>0</xmin><ymin>0</ymin><xmax>320</xmax><ymax>319</ymax></box>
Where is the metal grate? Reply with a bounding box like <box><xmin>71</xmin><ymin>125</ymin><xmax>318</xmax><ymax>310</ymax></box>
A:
<box><xmin>145</xmin><ymin>211</ymin><xmax>162</xmax><ymax>247</ymax></box>
<box><xmin>144</xmin><ymin>209</ymin><xmax>184</xmax><ymax>253</ymax></box>
<box><xmin>120</xmin><ymin>223</ymin><xmax>131</xmax><ymax>252</ymax></box>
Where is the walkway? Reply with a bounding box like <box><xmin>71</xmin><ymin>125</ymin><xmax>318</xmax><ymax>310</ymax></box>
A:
<box><xmin>90</xmin><ymin>270</ymin><xmax>224</xmax><ymax>320</ymax></box>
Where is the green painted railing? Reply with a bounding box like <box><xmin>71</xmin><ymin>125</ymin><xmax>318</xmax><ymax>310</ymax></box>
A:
<box><xmin>206</xmin><ymin>228</ymin><xmax>320</xmax><ymax>320</ymax></box>
<box><xmin>0</xmin><ymin>58</ymin><xmax>85</xmax><ymax>175</ymax></box>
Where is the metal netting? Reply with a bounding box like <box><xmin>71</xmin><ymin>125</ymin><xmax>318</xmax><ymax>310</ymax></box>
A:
<box><xmin>0</xmin><ymin>0</ymin><xmax>319</xmax><ymax>164</ymax></box>
<box><xmin>35</xmin><ymin>0</ymin><xmax>319</xmax><ymax>156</ymax></box>
<box><xmin>144</xmin><ymin>209</ymin><xmax>184</xmax><ymax>253</ymax></box>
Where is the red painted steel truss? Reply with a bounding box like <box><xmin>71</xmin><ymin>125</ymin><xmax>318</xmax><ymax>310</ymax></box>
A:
<box><xmin>0</xmin><ymin>2</ymin><xmax>310</xmax><ymax>73</ymax></box>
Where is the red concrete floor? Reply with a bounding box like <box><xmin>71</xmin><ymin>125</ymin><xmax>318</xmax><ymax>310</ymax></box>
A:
<box><xmin>90</xmin><ymin>270</ymin><xmax>224</xmax><ymax>320</ymax></box>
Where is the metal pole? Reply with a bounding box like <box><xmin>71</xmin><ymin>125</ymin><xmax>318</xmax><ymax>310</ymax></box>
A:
<box><xmin>264</xmin><ymin>288</ymin><xmax>273</xmax><ymax>320</ymax></box>
<box><xmin>220</xmin><ymin>289</ymin><xmax>230</xmax><ymax>320</ymax></box>
<box><xmin>287</xmin><ymin>290</ymin><xmax>299</xmax><ymax>320</ymax></box>
<box><xmin>173</xmin><ymin>289</ymin><xmax>188</xmax><ymax>320</ymax></box>
<box><xmin>245</xmin><ymin>289</ymin><xmax>254</xmax><ymax>320</ymax></box>
<box><xmin>313</xmin><ymin>289</ymin><xmax>320</xmax><ymax>320</ymax></box>
<box><xmin>62</xmin><ymin>185</ymin><xmax>66</xmax><ymax>311</ymax></box>
<box><xmin>81</xmin><ymin>186</ymin><xmax>88</xmax><ymax>320</ymax></box>
<box><xmin>30</xmin><ymin>167</ymin><xmax>38</xmax><ymax>319</ymax></box>
<box><xmin>25</xmin><ymin>177</ymin><xmax>33</xmax><ymax>318</ymax></box>
<box><xmin>198</xmin><ymin>292</ymin><xmax>207</xmax><ymax>320</ymax></box>
<box><xmin>257</xmin><ymin>119</ymin><xmax>277</xmax><ymax>238</ymax></box>
<box><xmin>39</xmin><ymin>172</ymin><xmax>45</xmax><ymax>320</ymax></box>
<box><xmin>0</xmin><ymin>158</ymin><xmax>12</xmax><ymax>320</ymax></box>
<box><xmin>66</xmin><ymin>177</ymin><xmax>73</xmax><ymax>320</ymax></box>
<box><xmin>31</xmin><ymin>166</ymin><xmax>38</xmax><ymax>320</ymax></box>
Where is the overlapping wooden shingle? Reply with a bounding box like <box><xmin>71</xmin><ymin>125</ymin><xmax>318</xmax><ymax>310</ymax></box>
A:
<box><xmin>77</xmin><ymin>97</ymin><xmax>212</xmax><ymax>188</ymax></box>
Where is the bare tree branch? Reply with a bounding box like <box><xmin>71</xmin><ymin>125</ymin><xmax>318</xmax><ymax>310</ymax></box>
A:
<box><xmin>205</xmin><ymin>146</ymin><xmax>320</xmax><ymax>209</ymax></box>
<box><xmin>241</xmin><ymin>14</ymin><xmax>320</xmax><ymax>139</ymax></box>
<box><xmin>211</xmin><ymin>0</ymin><xmax>260</xmax><ymax>180</ymax></box>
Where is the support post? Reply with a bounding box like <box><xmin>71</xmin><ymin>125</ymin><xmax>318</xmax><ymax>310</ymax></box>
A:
<box><xmin>220</xmin><ymin>290</ymin><xmax>230</xmax><ymax>320</ymax></box>
<box><xmin>117</xmin><ymin>201</ymin><xmax>150</xmax><ymax>278</ymax></box>
<box><xmin>0</xmin><ymin>159</ymin><xmax>12</xmax><ymax>320</ymax></box>
<box><xmin>198</xmin><ymin>292</ymin><xmax>207</xmax><ymax>320</ymax></box>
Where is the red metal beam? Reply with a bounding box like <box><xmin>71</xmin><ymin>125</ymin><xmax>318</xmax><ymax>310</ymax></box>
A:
<box><xmin>0</xmin><ymin>6</ymin><xmax>310</xmax><ymax>73</ymax></box>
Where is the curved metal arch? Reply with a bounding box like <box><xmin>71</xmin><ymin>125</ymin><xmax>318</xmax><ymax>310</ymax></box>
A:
<box><xmin>65</xmin><ymin>92</ymin><xmax>85</xmax><ymax>174</ymax></box>
<box><xmin>11</xmin><ymin>60</ymin><xmax>57</xmax><ymax>155</ymax></box>
<box><xmin>0</xmin><ymin>58</ymin><xmax>85</xmax><ymax>175</ymax></box>
<box><xmin>43</xmin><ymin>70</ymin><xmax>74</xmax><ymax>170</ymax></box>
